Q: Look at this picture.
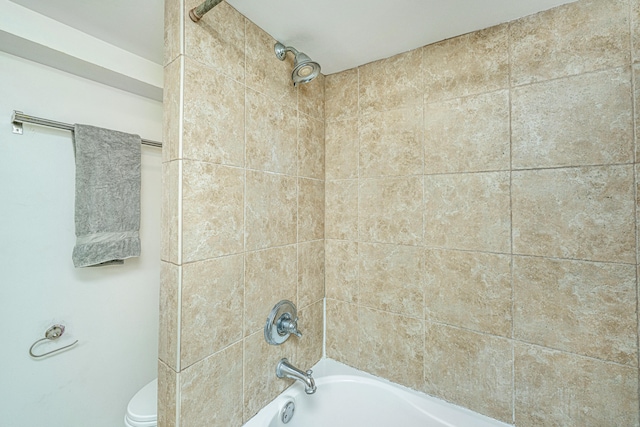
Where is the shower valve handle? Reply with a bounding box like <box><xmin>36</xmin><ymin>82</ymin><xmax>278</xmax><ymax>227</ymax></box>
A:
<box><xmin>278</xmin><ymin>314</ymin><xmax>302</xmax><ymax>338</ymax></box>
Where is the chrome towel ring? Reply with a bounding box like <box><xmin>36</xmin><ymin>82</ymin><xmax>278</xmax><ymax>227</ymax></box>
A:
<box><xmin>29</xmin><ymin>324</ymin><xmax>78</xmax><ymax>358</ymax></box>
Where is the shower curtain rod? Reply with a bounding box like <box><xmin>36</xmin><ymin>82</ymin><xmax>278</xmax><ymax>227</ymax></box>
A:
<box><xmin>189</xmin><ymin>0</ymin><xmax>224</xmax><ymax>22</ymax></box>
<box><xmin>11</xmin><ymin>111</ymin><xmax>163</xmax><ymax>148</ymax></box>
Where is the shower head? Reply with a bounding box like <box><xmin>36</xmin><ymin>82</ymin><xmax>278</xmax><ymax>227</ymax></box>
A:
<box><xmin>274</xmin><ymin>42</ymin><xmax>321</xmax><ymax>87</ymax></box>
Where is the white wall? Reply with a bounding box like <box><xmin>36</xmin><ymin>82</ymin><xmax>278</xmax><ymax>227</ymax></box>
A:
<box><xmin>0</xmin><ymin>51</ymin><xmax>162</xmax><ymax>427</ymax></box>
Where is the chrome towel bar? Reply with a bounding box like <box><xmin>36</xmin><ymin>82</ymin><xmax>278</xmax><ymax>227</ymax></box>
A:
<box><xmin>11</xmin><ymin>111</ymin><xmax>162</xmax><ymax>148</ymax></box>
<box><xmin>29</xmin><ymin>324</ymin><xmax>79</xmax><ymax>359</ymax></box>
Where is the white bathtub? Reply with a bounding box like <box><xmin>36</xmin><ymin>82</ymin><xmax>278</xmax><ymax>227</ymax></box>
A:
<box><xmin>243</xmin><ymin>359</ymin><xmax>512</xmax><ymax>427</ymax></box>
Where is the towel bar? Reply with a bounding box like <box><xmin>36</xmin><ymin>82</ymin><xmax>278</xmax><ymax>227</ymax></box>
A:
<box><xmin>29</xmin><ymin>324</ymin><xmax>79</xmax><ymax>359</ymax></box>
<box><xmin>11</xmin><ymin>111</ymin><xmax>162</xmax><ymax>148</ymax></box>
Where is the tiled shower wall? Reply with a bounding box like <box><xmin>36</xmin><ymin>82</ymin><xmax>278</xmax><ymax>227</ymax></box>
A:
<box><xmin>161</xmin><ymin>0</ymin><xmax>640</xmax><ymax>426</ymax></box>
<box><xmin>325</xmin><ymin>0</ymin><xmax>640</xmax><ymax>425</ymax></box>
<box><xmin>160</xmin><ymin>1</ymin><xmax>325</xmax><ymax>426</ymax></box>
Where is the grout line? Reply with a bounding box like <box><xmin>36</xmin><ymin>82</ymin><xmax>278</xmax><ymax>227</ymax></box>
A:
<box><xmin>184</xmin><ymin>160</ymin><xmax>635</xmax><ymax>181</ymax></box>
<box><xmin>322</xmin><ymin>297</ymin><xmax>327</xmax><ymax>359</ymax></box>
<box><xmin>174</xmin><ymin>3</ymin><xmax>186</xmax><ymax>424</ymax></box>
<box><xmin>177</xmin><ymin>157</ymin><xmax>323</xmax><ymax>181</ymax></box>
<box><xmin>421</xmin><ymin>44</ymin><xmax>428</xmax><ymax>391</ymax></box>
<box><xmin>321</xmin><ymin>161</ymin><xmax>639</xmax><ymax>179</ymax></box>
<box><xmin>323</xmin><ymin>238</ymin><xmax>637</xmax><ymax>267</ymax></box>
<box><xmin>322</xmin><ymin>74</ymin><xmax>327</xmax><ymax>360</ymax></box>
<box><xmin>175</xmin><ymin>52</ymin><xmax>186</xmax><ymax>378</ymax></box>
<box><xmin>427</xmin><ymin>318</ymin><xmax>637</xmax><ymax>370</ymax></box>
<box><xmin>509</xmin><ymin>64</ymin><xmax>629</xmax><ymax>91</ymax></box>
<box><xmin>510</xmin><ymin>162</ymin><xmax>635</xmax><ymax>173</ymax></box>
<box><xmin>421</xmin><ymin>66</ymin><xmax>628</xmax><ymax>108</ymax></box>
<box><xmin>424</xmin><ymin>87</ymin><xmax>510</xmax><ymax>107</ymax></box>
<box><xmin>629</xmin><ymin>0</ymin><xmax>640</xmax><ymax>406</ymax></box>
<box><xmin>179</xmin><ymin>0</ymin><xmax>185</xmax><ymax>59</ymax></box>
<box><xmin>296</xmin><ymin>107</ymin><xmax>301</xmax><ymax>311</ymax></box>
<box><xmin>241</xmin><ymin>16</ymin><xmax>248</xmax><ymax>423</ymax></box>
<box><xmin>507</xmin><ymin>19</ymin><xmax>516</xmax><ymax>425</ymax></box>
<box><xmin>174</xmin><ymin>366</ymin><xmax>181</xmax><ymax>427</ymax></box>
<box><xmin>179</xmin><ymin>240</ymin><xmax>327</xmax><ymax>268</ymax></box>
<box><xmin>355</xmin><ymin>65</ymin><xmax>362</xmax><ymax>368</ymax></box>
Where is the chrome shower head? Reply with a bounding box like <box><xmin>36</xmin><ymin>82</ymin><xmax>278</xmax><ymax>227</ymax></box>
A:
<box><xmin>274</xmin><ymin>42</ymin><xmax>321</xmax><ymax>86</ymax></box>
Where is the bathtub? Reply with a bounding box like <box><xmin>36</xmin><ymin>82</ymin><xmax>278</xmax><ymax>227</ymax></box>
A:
<box><xmin>243</xmin><ymin>358</ymin><xmax>512</xmax><ymax>427</ymax></box>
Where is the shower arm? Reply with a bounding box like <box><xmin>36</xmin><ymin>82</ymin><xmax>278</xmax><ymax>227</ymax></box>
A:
<box><xmin>189</xmin><ymin>0</ymin><xmax>224</xmax><ymax>22</ymax></box>
<box><xmin>275</xmin><ymin>44</ymin><xmax>300</xmax><ymax>61</ymax></box>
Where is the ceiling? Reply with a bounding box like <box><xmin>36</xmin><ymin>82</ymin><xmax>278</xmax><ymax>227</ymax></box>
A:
<box><xmin>10</xmin><ymin>0</ymin><xmax>575</xmax><ymax>75</ymax></box>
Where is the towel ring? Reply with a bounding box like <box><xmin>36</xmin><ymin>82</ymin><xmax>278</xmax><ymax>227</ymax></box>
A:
<box><xmin>29</xmin><ymin>324</ymin><xmax>79</xmax><ymax>358</ymax></box>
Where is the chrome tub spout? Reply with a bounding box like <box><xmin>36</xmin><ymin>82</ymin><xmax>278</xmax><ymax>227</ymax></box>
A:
<box><xmin>276</xmin><ymin>358</ymin><xmax>317</xmax><ymax>394</ymax></box>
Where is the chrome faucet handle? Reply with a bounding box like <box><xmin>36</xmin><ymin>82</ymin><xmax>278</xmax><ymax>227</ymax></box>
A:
<box><xmin>278</xmin><ymin>315</ymin><xmax>302</xmax><ymax>338</ymax></box>
<box><xmin>265</xmin><ymin>300</ymin><xmax>303</xmax><ymax>345</ymax></box>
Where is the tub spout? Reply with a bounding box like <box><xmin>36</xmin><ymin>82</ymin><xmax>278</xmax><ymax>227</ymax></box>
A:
<box><xmin>276</xmin><ymin>358</ymin><xmax>317</xmax><ymax>394</ymax></box>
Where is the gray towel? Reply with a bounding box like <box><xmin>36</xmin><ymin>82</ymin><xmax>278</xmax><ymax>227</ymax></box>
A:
<box><xmin>72</xmin><ymin>124</ymin><xmax>141</xmax><ymax>268</ymax></box>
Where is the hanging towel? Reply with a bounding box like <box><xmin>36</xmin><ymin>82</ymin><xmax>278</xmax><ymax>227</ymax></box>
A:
<box><xmin>72</xmin><ymin>124</ymin><xmax>141</xmax><ymax>268</ymax></box>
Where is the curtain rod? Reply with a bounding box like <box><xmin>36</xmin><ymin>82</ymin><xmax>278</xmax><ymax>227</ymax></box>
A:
<box><xmin>189</xmin><ymin>0</ymin><xmax>224</xmax><ymax>22</ymax></box>
<box><xmin>11</xmin><ymin>111</ymin><xmax>163</xmax><ymax>148</ymax></box>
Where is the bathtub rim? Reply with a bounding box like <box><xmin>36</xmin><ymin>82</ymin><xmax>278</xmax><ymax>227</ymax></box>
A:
<box><xmin>242</xmin><ymin>358</ymin><xmax>514</xmax><ymax>427</ymax></box>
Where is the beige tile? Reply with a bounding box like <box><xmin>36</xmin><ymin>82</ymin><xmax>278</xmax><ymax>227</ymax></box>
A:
<box><xmin>360</xmin><ymin>107</ymin><xmax>423</xmax><ymax>178</ymax></box>
<box><xmin>325</xmin><ymin>118</ymin><xmax>359</xmax><ymax>180</ymax></box>
<box><xmin>294</xmin><ymin>300</ymin><xmax>324</xmax><ymax>369</ymax></box>
<box><xmin>180</xmin><ymin>343</ymin><xmax>244</xmax><ymax>427</ymax></box>
<box><xmin>244</xmin><ymin>245</ymin><xmax>297</xmax><ymax>336</ymax></box>
<box><xmin>161</xmin><ymin>161</ymin><xmax>179</xmax><ymax>263</ymax></box>
<box><xmin>159</xmin><ymin>262</ymin><xmax>179</xmax><ymax>370</ymax></box>
<box><xmin>638</xmin><ymin>165</ymin><xmax>640</xmax><ymax>247</ymax></box>
<box><xmin>243</xmin><ymin>331</ymin><xmax>292</xmax><ymax>421</ymax></box>
<box><xmin>183</xmin><ymin>57</ymin><xmax>245</xmax><ymax>167</ymax></box>
<box><xmin>181</xmin><ymin>254</ymin><xmax>244</xmax><ymax>367</ymax></box>
<box><xmin>512</xmin><ymin>166</ymin><xmax>635</xmax><ymax>263</ymax></box>
<box><xmin>424</xmin><ymin>172</ymin><xmax>511</xmax><ymax>253</ymax></box>
<box><xmin>359</xmin><ymin>307</ymin><xmax>424</xmax><ymax>390</ymax></box>
<box><xmin>512</xmin><ymin>68</ymin><xmax>633</xmax><ymax>169</ymax></box>
<box><xmin>634</xmin><ymin>65</ymin><xmax>640</xmax><ymax>161</ymax></box>
<box><xmin>423</xmin><ymin>24</ymin><xmax>509</xmax><ymax>102</ymax></box>
<box><xmin>359</xmin><ymin>243</ymin><xmax>424</xmax><ymax>318</ymax></box>
<box><xmin>162</xmin><ymin>58</ymin><xmax>181</xmax><ymax>163</ymax></box>
<box><xmin>359</xmin><ymin>48</ymin><xmax>423</xmax><ymax>113</ymax></box>
<box><xmin>514</xmin><ymin>256</ymin><xmax>637</xmax><ymax>366</ymax></box>
<box><xmin>158</xmin><ymin>361</ymin><xmax>177</xmax><ymax>427</ymax></box>
<box><xmin>424</xmin><ymin>249</ymin><xmax>512</xmax><ymax>337</ymax></box>
<box><xmin>325</xmin><ymin>68</ymin><xmax>359</xmax><ymax>121</ymax></box>
<box><xmin>359</xmin><ymin>177</ymin><xmax>423</xmax><ymax>245</ymax></box>
<box><xmin>246</xmin><ymin>88</ymin><xmax>297</xmax><ymax>175</ymax></box>
<box><xmin>325</xmin><ymin>179</ymin><xmax>358</xmax><ymax>240</ymax></box>
<box><xmin>245</xmin><ymin>20</ymin><xmax>296</xmax><ymax>109</ymax></box>
<box><xmin>424</xmin><ymin>90</ymin><xmax>510</xmax><ymax>174</ymax></box>
<box><xmin>298</xmin><ymin>178</ymin><xmax>324</xmax><ymax>242</ymax></box>
<box><xmin>245</xmin><ymin>171</ymin><xmax>297</xmax><ymax>251</ymax></box>
<box><xmin>182</xmin><ymin>160</ymin><xmax>244</xmax><ymax>262</ymax></box>
<box><xmin>298</xmin><ymin>72</ymin><xmax>325</xmax><ymax>120</ymax></box>
<box><xmin>515</xmin><ymin>343</ymin><xmax>639</xmax><ymax>427</ymax></box>
<box><xmin>326</xmin><ymin>299</ymin><xmax>359</xmax><ymax>367</ymax></box>
<box><xmin>298</xmin><ymin>240</ymin><xmax>325</xmax><ymax>308</ymax></box>
<box><xmin>510</xmin><ymin>0</ymin><xmax>630</xmax><ymax>86</ymax></box>
<box><xmin>325</xmin><ymin>240</ymin><xmax>358</xmax><ymax>303</ymax></box>
<box><xmin>184</xmin><ymin>0</ymin><xmax>245</xmax><ymax>81</ymax></box>
<box><xmin>634</xmin><ymin>0</ymin><xmax>640</xmax><ymax>63</ymax></box>
<box><xmin>424</xmin><ymin>323</ymin><xmax>513</xmax><ymax>423</ymax></box>
<box><xmin>298</xmin><ymin>113</ymin><xmax>325</xmax><ymax>179</ymax></box>
<box><xmin>164</xmin><ymin>0</ymin><xmax>180</xmax><ymax>66</ymax></box>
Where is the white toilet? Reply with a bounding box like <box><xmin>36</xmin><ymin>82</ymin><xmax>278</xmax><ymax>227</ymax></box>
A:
<box><xmin>124</xmin><ymin>378</ymin><xmax>158</xmax><ymax>427</ymax></box>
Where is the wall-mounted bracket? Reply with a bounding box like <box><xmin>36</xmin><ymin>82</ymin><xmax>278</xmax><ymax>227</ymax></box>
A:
<box><xmin>12</xmin><ymin>110</ymin><xmax>23</xmax><ymax>134</ymax></box>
